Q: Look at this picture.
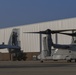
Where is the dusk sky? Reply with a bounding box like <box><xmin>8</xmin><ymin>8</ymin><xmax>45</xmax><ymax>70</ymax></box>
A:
<box><xmin>0</xmin><ymin>0</ymin><xmax>76</xmax><ymax>28</ymax></box>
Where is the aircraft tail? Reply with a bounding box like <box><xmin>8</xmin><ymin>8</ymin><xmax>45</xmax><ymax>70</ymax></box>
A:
<box><xmin>7</xmin><ymin>28</ymin><xmax>26</xmax><ymax>61</ymax></box>
<box><xmin>8</xmin><ymin>28</ymin><xmax>20</xmax><ymax>46</ymax></box>
<box><xmin>37</xmin><ymin>34</ymin><xmax>53</xmax><ymax>59</ymax></box>
<box><xmin>43</xmin><ymin>34</ymin><xmax>53</xmax><ymax>56</ymax></box>
<box><xmin>8</xmin><ymin>28</ymin><xmax>21</xmax><ymax>53</ymax></box>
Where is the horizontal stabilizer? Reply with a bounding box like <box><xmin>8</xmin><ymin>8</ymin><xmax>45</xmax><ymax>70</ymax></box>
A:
<box><xmin>0</xmin><ymin>44</ymin><xmax>20</xmax><ymax>49</ymax></box>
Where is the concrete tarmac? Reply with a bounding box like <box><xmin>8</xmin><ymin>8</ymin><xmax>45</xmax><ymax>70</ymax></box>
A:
<box><xmin>0</xmin><ymin>60</ymin><xmax>76</xmax><ymax>75</ymax></box>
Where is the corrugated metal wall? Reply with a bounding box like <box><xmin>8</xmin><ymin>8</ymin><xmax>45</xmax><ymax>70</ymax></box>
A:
<box><xmin>0</xmin><ymin>17</ymin><xmax>76</xmax><ymax>53</ymax></box>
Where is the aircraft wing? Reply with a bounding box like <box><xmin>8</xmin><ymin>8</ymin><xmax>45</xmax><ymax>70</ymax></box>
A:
<box><xmin>0</xmin><ymin>45</ymin><xmax>20</xmax><ymax>49</ymax></box>
<box><xmin>53</xmin><ymin>44</ymin><xmax>70</xmax><ymax>49</ymax></box>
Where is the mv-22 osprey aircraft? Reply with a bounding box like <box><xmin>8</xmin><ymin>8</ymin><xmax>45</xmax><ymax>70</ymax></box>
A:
<box><xmin>25</xmin><ymin>29</ymin><xmax>76</xmax><ymax>62</ymax></box>
<box><xmin>0</xmin><ymin>29</ymin><xmax>26</xmax><ymax>61</ymax></box>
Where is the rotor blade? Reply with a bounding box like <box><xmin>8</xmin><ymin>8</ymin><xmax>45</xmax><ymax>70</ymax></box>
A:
<box><xmin>59</xmin><ymin>33</ymin><xmax>76</xmax><ymax>36</ymax></box>
<box><xmin>23</xmin><ymin>29</ymin><xmax>76</xmax><ymax>34</ymax></box>
<box><xmin>51</xmin><ymin>29</ymin><xmax>76</xmax><ymax>33</ymax></box>
<box><xmin>46</xmin><ymin>29</ymin><xmax>76</xmax><ymax>34</ymax></box>
<box><xmin>23</xmin><ymin>31</ymin><xmax>47</xmax><ymax>34</ymax></box>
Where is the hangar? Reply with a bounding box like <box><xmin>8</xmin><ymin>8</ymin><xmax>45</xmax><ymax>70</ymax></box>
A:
<box><xmin>0</xmin><ymin>17</ymin><xmax>76</xmax><ymax>61</ymax></box>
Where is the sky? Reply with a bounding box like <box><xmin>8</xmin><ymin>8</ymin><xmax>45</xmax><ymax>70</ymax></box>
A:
<box><xmin>0</xmin><ymin>0</ymin><xmax>76</xmax><ymax>28</ymax></box>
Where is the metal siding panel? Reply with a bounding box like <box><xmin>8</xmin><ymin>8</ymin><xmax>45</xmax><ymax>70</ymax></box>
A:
<box><xmin>0</xmin><ymin>18</ymin><xmax>76</xmax><ymax>53</ymax></box>
<box><xmin>22</xmin><ymin>24</ymin><xmax>40</xmax><ymax>52</ymax></box>
<box><xmin>0</xmin><ymin>29</ymin><xmax>5</xmax><ymax>43</ymax></box>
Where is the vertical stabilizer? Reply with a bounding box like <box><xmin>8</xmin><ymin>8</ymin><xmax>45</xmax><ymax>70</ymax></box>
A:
<box><xmin>43</xmin><ymin>34</ymin><xmax>53</xmax><ymax>56</ymax></box>
<box><xmin>8</xmin><ymin>28</ymin><xmax>20</xmax><ymax>47</ymax></box>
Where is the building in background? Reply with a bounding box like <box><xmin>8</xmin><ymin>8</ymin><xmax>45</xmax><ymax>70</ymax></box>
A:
<box><xmin>0</xmin><ymin>17</ymin><xmax>76</xmax><ymax>61</ymax></box>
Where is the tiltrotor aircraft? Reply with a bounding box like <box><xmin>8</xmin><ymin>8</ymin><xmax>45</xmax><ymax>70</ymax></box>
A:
<box><xmin>25</xmin><ymin>29</ymin><xmax>76</xmax><ymax>62</ymax></box>
<box><xmin>0</xmin><ymin>29</ymin><xmax>26</xmax><ymax>61</ymax></box>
